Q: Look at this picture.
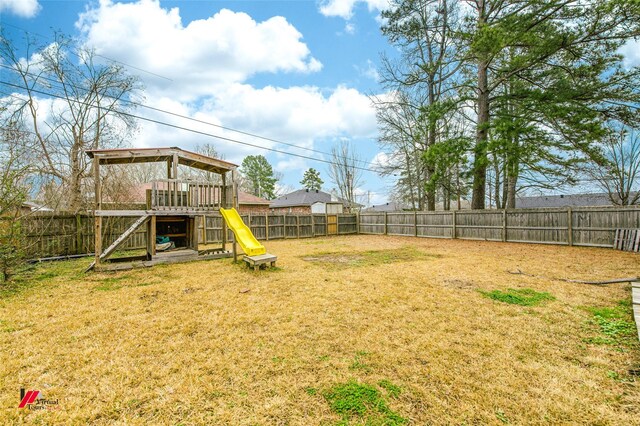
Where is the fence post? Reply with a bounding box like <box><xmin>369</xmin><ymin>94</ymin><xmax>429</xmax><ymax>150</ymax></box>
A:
<box><xmin>414</xmin><ymin>211</ymin><xmax>418</xmax><ymax>237</ymax></box>
<box><xmin>384</xmin><ymin>212</ymin><xmax>388</xmax><ymax>235</ymax></box>
<box><xmin>452</xmin><ymin>210</ymin><xmax>457</xmax><ymax>239</ymax></box>
<box><xmin>567</xmin><ymin>207</ymin><xmax>573</xmax><ymax>246</ymax></box>
<box><xmin>502</xmin><ymin>209</ymin><xmax>507</xmax><ymax>242</ymax></box>
<box><xmin>296</xmin><ymin>214</ymin><xmax>300</xmax><ymax>239</ymax></box>
<box><xmin>355</xmin><ymin>213</ymin><xmax>359</xmax><ymax>235</ymax></box>
<box><xmin>265</xmin><ymin>213</ymin><xmax>269</xmax><ymax>241</ymax></box>
<box><xmin>325</xmin><ymin>213</ymin><xmax>328</xmax><ymax>236</ymax></box>
<box><xmin>75</xmin><ymin>213</ymin><xmax>82</xmax><ymax>255</ymax></box>
<box><xmin>311</xmin><ymin>214</ymin><xmax>315</xmax><ymax>237</ymax></box>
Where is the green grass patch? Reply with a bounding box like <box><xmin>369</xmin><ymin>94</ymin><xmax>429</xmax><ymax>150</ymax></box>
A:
<box><xmin>94</xmin><ymin>276</ymin><xmax>129</xmax><ymax>291</ymax></box>
<box><xmin>584</xmin><ymin>299</ymin><xmax>638</xmax><ymax>348</ymax></box>
<box><xmin>349</xmin><ymin>351</ymin><xmax>372</xmax><ymax>372</ymax></box>
<box><xmin>479</xmin><ymin>288</ymin><xmax>555</xmax><ymax>306</ymax></box>
<box><xmin>377</xmin><ymin>380</ymin><xmax>402</xmax><ymax>399</ymax></box>
<box><xmin>0</xmin><ymin>259</ymin><xmax>86</xmax><ymax>298</ymax></box>
<box><xmin>302</xmin><ymin>247</ymin><xmax>438</xmax><ymax>268</ymax></box>
<box><xmin>323</xmin><ymin>381</ymin><xmax>406</xmax><ymax>425</ymax></box>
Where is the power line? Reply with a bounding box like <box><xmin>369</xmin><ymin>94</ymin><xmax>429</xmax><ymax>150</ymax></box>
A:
<box><xmin>1</xmin><ymin>22</ymin><xmax>173</xmax><ymax>82</ymax></box>
<box><xmin>0</xmin><ymin>81</ymin><xmax>379</xmax><ymax>174</ymax></box>
<box><xmin>0</xmin><ymin>63</ymin><xmax>375</xmax><ymax>169</ymax></box>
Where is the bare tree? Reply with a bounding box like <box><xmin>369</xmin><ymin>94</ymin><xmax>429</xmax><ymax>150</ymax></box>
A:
<box><xmin>378</xmin><ymin>0</ymin><xmax>463</xmax><ymax>210</ymax></box>
<box><xmin>329</xmin><ymin>141</ymin><xmax>363</xmax><ymax>212</ymax></box>
<box><xmin>589</xmin><ymin>125</ymin><xmax>640</xmax><ymax>206</ymax></box>
<box><xmin>1</xmin><ymin>32</ymin><xmax>140</xmax><ymax>213</ymax></box>
<box><xmin>0</xmin><ymin>123</ymin><xmax>34</xmax><ymax>281</ymax></box>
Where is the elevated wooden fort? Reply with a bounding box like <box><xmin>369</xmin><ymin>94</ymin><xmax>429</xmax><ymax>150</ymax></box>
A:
<box><xmin>86</xmin><ymin>147</ymin><xmax>238</xmax><ymax>271</ymax></box>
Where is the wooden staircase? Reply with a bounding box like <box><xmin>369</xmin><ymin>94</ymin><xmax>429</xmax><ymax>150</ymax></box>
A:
<box><xmin>86</xmin><ymin>215</ymin><xmax>150</xmax><ymax>271</ymax></box>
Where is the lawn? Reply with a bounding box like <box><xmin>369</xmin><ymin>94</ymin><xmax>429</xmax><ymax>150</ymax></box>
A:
<box><xmin>1</xmin><ymin>235</ymin><xmax>639</xmax><ymax>425</ymax></box>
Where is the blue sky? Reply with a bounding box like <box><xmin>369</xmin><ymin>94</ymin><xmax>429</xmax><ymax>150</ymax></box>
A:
<box><xmin>1</xmin><ymin>0</ymin><xmax>397</xmax><ymax>205</ymax></box>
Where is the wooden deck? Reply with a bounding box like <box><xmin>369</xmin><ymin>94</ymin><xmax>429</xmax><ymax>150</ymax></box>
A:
<box><xmin>94</xmin><ymin>249</ymin><xmax>232</xmax><ymax>271</ymax></box>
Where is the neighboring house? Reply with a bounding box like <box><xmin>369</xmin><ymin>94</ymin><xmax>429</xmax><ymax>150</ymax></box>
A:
<box><xmin>269</xmin><ymin>189</ymin><xmax>361</xmax><ymax>214</ymax></box>
<box><xmin>363</xmin><ymin>199</ymin><xmax>471</xmax><ymax>212</ymax></box>
<box><xmin>363</xmin><ymin>202</ymin><xmax>405</xmax><ymax>213</ymax></box>
<box><xmin>516</xmin><ymin>192</ymin><xmax>639</xmax><ymax>208</ymax></box>
<box><xmin>237</xmin><ymin>191</ymin><xmax>271</xmax><ymax>213</ymax></box>
<box><xmin>129</xmin><ymin>183</ymin><xmax>270</xmax><ymax>213</ymax></box>
<box><xmin>21</xmin><ymin>201</ymin><xmax>53</xmax><ymax>213</ymax></box>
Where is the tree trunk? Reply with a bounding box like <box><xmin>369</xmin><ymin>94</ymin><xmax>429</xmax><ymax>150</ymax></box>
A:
<box><xmin>472</xmin><ymin>58</ymin><xmax>489</xmax><ymax>209</ymax></box>
<box><xmin>68</xmin><ymin>137</ymin><xmax>83</xmax><ymax>213</ymax></box>
<box><xmin>506</xmin><ymin>172</ymin><xmax>517</xmax><ymax>208</ymax></box>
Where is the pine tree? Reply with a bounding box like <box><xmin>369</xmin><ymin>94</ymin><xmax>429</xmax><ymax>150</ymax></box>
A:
<box><xmin>240</xmin><ymin>155</ymin><xmax>278</xmax><ymax>200</ymax></box>
<box><xmin>300</xmin><ymin>168</ymin><xmax>323</xmax><ymax>191</ymax></box>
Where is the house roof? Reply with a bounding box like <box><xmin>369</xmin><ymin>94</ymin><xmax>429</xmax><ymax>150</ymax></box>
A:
<box><xmin>22</xmin><ymin>201</ymin><xmax>53</xmax><ymax>212</ymax></box>
<box><xmin>363</xmin><ymin>202</ymin><xmax>403</xmax><ymax>212</ymax></box>
<box><xmin>515</xmin><ymin>192</ymin><xmax>636</xmax><ymax>208</ymax></box>
<box><xmin>86</xmin><ymin>147</ymin><xmax>237</xmax><ymax>174</ymax></box>
<box><xmin>269</xmin><ymin>189</ymin><xmax>334</xmax><ymax>208</ymax></box>
<box><xmin>269</xmin><ymin>189</ymin><xmax>363</xmax><ymax>208</ymax></box>
<box><xmin>238</xmin><ymin>192</ymin><xmax>271</xmax><ymax>205</ymax></box>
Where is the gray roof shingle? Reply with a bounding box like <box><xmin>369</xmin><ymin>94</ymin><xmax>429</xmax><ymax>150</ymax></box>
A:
<box><xmin>269</xmin><ymin>189</ymin><xmax>334</xmax><ymax>208</ymax></box>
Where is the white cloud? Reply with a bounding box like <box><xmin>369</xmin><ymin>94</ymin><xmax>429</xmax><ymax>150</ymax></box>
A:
<box><xmin>344</xmin><ymin>23</ymin><xmax>356</xmax><ymax>34</ymax></box>
<box><xmin>71</xmin><ymin>0</ymin><xmax>380</xmax><ymax>178</ymax></box>
<box><xmin>77</xmin><ymin>0</ymin><xmax>322</xmax><ymax>100</ymax></box>
<box><xmin>0</xmin><ymin>0</ymin><xmax>40</xmax><ymax>17</ymax></box>
<box><xmin>131</xmin><ymin>84</ymin><xmax>377</xmax><ymax>167</ymax></box>
<box><xmin>356</xmin><ymin>59</ymin><xmax>380</xmax><ymax>81</ymax></box>
<box><xmin>208</xmin><ymin>84</ymin><xmax>377</xmax><ymax>142</ymax></box>
<box><xmin>370</xmin><ymin>151</ymin><xmax>390</xmax><ymax>169</ymax></box>
<box><xmin>319</xmin><ymin>0</ymin><xmax>389</xmax><ymax>20</ymax></box>
<box><xmin>620</xmin><ymin>39</ymin><xmax>640</xmax><ymax>67</ymax></box>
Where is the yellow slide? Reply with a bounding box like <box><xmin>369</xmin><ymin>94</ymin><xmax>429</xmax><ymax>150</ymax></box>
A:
<box><xmin>220</xmin><ymin>208</ymin><xmax>266</xmax><ymax>257</ymax></box>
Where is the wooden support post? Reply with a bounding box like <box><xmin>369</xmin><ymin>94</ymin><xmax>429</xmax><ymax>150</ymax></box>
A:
<box><xmin>502</xmin><ymin>209</ymin><xmax>507</xmax><ymax>242</ymax></box>
<box><xmin>93</xmin><ymin>156</ymin><xmax>102</xmax><ymax>266</ymax></box>
<box><xmin>232</xmin><ymin>232</ymin><xmax>237</xmax><ymax>263</ymax></box>
<box><xmin>567</xmin><ymin>207</ymin><xmax>573</xmax><ymax>246</ymax></box>
<box><xmin>94</xmin><ymin>216</ymin><xmax>102</xmax><ymax>266</ymax></box>
<box><xmin>167</xmin><ymin>160</ymin><xmax>172</xmax><ymax>179</ymax></box>
<box><xmin>146</xmin><ymin>215</ymin><xmax>156</xmax><ymax>259</ymax></box>
<box><xmin>222</xmin><ymin>213</ymin><xmax>227</xmax><ymax>251</ymax></box>
<box><xmin>221</xmin><ymin>172</ymin><xmax>227</xmax><ymax>207</ymax></box>
<box><xmin>172</xmin><ymin>152</ymin><xmax>178</xmax><ymax>180</ymax></box>
<box><xmin>201</xmin><ymin>214</ymin><xmax>206</xmax><ymax>244</ymax></box>
<box><xmin>232</xmin><ymin>169</ymin><xmax>238</xmax><ymax>258</ymax></box>
<box><xmin>384</xmin><ymin>212</ymin><xmax>388</xmax><ymax>235</ymax></box>
<box><xmin>414</xmin><ymin>211</ymin><xmax>418</xmax><ymax>237</ymax></box>
<box><xmin>452</xmin><ymin>210</ymin><xmax>457</xmax><ymax>239</ymax></box>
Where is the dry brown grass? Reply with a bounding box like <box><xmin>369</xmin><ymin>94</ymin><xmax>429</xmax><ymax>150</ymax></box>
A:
<box><xmin>1</xmin><ymin>235</ymin><xmax>639</xmax><ymax>425</ymax></box>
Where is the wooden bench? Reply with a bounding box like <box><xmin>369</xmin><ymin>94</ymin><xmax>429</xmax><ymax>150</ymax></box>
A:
<box><xmin>243</xmin><ymin>253</ymin><xmax>277</xmax><ymax>271</ymax></box>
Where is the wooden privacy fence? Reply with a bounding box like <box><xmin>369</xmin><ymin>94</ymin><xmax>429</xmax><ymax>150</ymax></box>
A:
<box><xmin>360</xmin><ymin>206</ymin><xmax>640</xmax><ymax>247</ymax></box>
<box><xmin>16</xmin><ymin>212</ymin><xmax>358</xmax><ymax>258</ymax></box>
<box><xmin>13</xmin><ymin>206</ymin><xmax>640</xmax><ymax>259</ymax></box>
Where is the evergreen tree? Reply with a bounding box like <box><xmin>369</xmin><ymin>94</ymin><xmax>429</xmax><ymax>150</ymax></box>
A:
<box><xmin>300</xmin><ymin>168</ymin><xmax>324</xmax><ymax>191</ymax></box>
<box><xmin>240</xmin><ymin>155</ymin><xmax>278</xmax><ymax>200</ymax></box>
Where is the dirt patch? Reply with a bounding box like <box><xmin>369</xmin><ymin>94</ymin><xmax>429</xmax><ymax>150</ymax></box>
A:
<box><xmin>302</xmin><ymin>247</ymin><xmax>436</xmax><ymax>267</ymax></box>
<box><xmin>442</xmin><ymin>279</ymin><xmax>476</xmax><ymax>290</ymax></box>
